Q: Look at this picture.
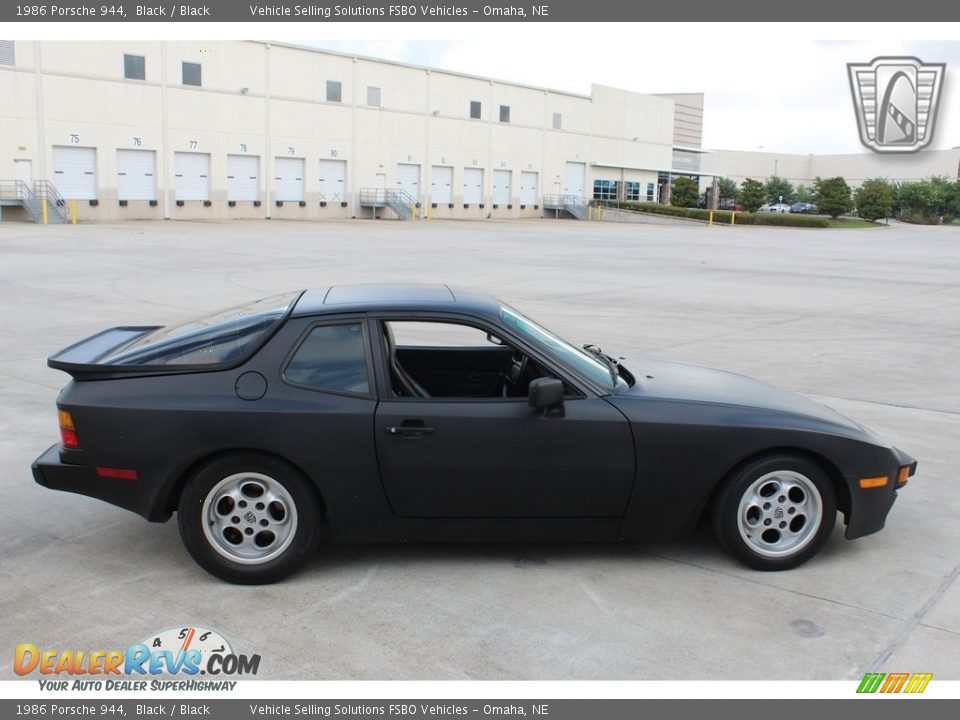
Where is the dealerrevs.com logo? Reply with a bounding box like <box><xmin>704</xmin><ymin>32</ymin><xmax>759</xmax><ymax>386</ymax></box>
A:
<box><xmin>14</xmin><ymin>626</ymin><xmax>259</xmax><ymax>691</ymax></box>
<box><xmin>847</xmin><ymin>56</ymin><xmax>945</xmax><ymax>153</ymax></box>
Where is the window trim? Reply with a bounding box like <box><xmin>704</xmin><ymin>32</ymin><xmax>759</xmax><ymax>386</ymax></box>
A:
<box><xmin>123</xmin><ymin>53</ymin><xmax>146</xmax><ymax>81</ymax></box>
<box><xmin>280</xmin><ymin>317</ymin><xmax>376</xmax><ymax>399</ymax></box>
<box><xmin>369</xmin><ymin>313</ymin><xmax>590</xmax><ymax>404</ymax></box>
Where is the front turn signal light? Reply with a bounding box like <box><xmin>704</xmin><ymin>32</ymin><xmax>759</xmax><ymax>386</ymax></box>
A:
<box><xmin>859</xmin><ymin>476</ymin><xmax>889</xmax><ymax>489</ymax></box>
<box><xmin>897</xmin><ymin>466</ymin><xmax>911</xmax><ymax>485</ymax></box>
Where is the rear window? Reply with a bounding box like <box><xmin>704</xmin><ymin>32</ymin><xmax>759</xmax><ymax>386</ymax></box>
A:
<box><xmin>102</xmin><ymin>292</ymin><xmax>300</xmax><ymax>366</ymax></box>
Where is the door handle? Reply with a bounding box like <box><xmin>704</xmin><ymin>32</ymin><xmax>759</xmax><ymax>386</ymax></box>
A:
<box><xmin>385</xmin><ymin>425</ymin><xmax>435</xmax><ymax>437</ymax></box>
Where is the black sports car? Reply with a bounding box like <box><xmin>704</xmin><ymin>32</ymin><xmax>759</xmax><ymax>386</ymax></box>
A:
<box><xmin>32</xmin><ymin>284</ymin><xmax>916</xmax><ymax>583</ymax></box>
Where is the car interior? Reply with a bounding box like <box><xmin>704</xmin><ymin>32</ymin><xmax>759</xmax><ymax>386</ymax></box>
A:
<box><xmin>380</xmin><ymin>320</ymin><xmax>552</xmax><ymax>399</ymax></box>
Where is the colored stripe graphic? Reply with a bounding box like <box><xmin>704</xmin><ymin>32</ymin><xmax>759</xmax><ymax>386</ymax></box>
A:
<box><xmin>904</xmin><ymin>673</ymin><xmax>933</xmax><ymax>694</ymax></box>
<box><xmin>881</xmin><ymin>672</ymin><xmax>910</xmax><ymax>693</ymax></box>
<box><xmin>857</xmin><ymin>673</ymin><xmax>885</xmax><ymax>693</ymax></box>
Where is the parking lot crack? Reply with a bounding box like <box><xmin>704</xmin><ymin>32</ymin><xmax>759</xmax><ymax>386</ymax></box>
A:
<box><xmin>865</xmin><ymin>558</ymin><xmax>960</xmax><ymax>672</ymax></box>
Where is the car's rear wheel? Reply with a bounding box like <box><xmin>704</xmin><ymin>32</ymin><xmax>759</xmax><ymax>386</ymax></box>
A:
<box><xmin>711</xmin><ymin>454</ymin><xmax>836</xmax><ymax>570</ymax></box>
<box><xmin>177</xmin><ymin>454</ymin><xmax>322</xmax><ymax>584</ymax></box>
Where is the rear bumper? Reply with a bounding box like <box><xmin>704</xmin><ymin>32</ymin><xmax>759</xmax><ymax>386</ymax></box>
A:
<box><xmin>31</xmin><ymin>444</ymin><xmax>156</xmax><ymax>520</ymax></box>
<box><xmin>844</xmin><ymin>447</ymin><xmax>916</xmax><ymax>540</ymax></box>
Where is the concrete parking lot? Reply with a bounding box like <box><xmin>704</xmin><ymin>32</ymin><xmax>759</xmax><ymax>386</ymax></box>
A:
<box><xmin>0</xmin><ymin>217</ymin><xmax>957</xmax><ymax>680</ymax></box>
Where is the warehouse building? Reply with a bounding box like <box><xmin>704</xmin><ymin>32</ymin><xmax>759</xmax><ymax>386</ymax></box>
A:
<box><xmin>0</xmin><ymin>40</ymin><xmax>706</xmax><ymax>223</ymax></box>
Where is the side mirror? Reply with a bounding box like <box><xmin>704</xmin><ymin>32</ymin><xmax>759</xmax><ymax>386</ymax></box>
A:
<box><xmin>528</xmin><ymin>377</ymin><xmax>564</xmax><ymax>413</ymax></box>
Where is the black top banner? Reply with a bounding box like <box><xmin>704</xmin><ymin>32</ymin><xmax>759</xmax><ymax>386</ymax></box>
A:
<box><xmin>2</xmin><ymin>0</ymin><xmax>958</xmax><ymax>22</ymax></box>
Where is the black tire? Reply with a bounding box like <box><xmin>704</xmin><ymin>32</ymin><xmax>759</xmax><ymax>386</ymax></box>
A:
<box><xmin>177</xmin><ymin>453</ymin><xmax>323</xmax><ymax>584</ymax></box>
<box><xmin>711</xmin><ymin>454</ymin><xmax>837</xmax><ymax>571</ymax></box>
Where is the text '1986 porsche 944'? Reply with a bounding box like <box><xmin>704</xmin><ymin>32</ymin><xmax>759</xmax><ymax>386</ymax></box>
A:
<box><xmin>32</xmin><ymin>284</ymin><xmax>916</xmax><ymax>583</ymax></box>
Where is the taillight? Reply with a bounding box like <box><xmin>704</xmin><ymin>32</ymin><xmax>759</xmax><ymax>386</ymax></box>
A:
<box><xmin>58</xmin><ymin>409</ymin><xmax>80</xmax><ymax>449</ymax></box>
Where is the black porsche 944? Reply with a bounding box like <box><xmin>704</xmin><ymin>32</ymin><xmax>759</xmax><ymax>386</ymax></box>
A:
<box><xmin>32</xmin><ymin>284</ymin><xmax>916</xmax><ymax>583</ymax></box>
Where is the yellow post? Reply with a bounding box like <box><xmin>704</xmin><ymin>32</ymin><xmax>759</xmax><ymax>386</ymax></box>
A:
<box><xmin>731</xmin><ymin>211</ymin><xmax>736</xmax><ymax>225</ymax></box>
<box><xmin>70</xmin><ymin>200</ymin><xmax>78</xmax><ymax>224</ymax></box>
<box><xmin>41</xmin><ymin>198</ymin><xmax>48</xmax><ymax>225</ymax></box>
<box><xmin>708</xmin><ymin>211</ymin><xmax>714</xmax><ymax>226</ymax></box>
<box><xmin>587</xmin><ymin>206</ymin><xmax>592</xmax><ymax>221</ymax></box>
<box><xmin>598</xmin><ymin>206</ymin><xmax>603</xmax><ymax>221</ymax></box>
<box><xmin>410</xmin><ymin>203</ymin><xmax>415</xmax><ymax>220</ymax></box>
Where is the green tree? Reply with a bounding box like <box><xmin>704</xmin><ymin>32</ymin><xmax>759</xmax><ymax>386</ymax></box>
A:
<box><xmin>794</xmin><ymin>184</ymin><xmax>814</xmax><ymax>203</ymax></box>
<box><xmin>813</xmin><ymin>176</ymin><xmax>853</xmax><ymax>219</ymax></box>
<box><xmin>716</xmin><ymin>177</ymin><xmax>739</xmax><ymax>200</ymax></box>
<box><xmin>739</xmin><ymin>178</ymin><xmax>766</xmax><ymax>212</ymax></box>
<box><xmin>854</xmin><ymin>179</ymin><xmax>893</xmax><ymax>222</ymax></box>
<box><xmin>670</xmin><ymin>176</ymin><xmax>700</xmax><ymax>208</ymax></box>
<box><xmin>765</xmin><ymin>176</ymin><xmax>796</xmax><ymax>204</ymax></box>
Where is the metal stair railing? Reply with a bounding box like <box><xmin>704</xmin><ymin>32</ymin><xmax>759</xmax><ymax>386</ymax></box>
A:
<box><xmin>0</xmin><ymin>179</ymin><xmax>41</xmax><ymax>222</ymax></box>
<box><xmin>359</xmin><ymin>188</ymin><xmax>420</xmax><ymax>220</ymax></box>
<box><xmin>543</xmin><ymin>194</ymin><xmax>588</xmax><ymax>219</ymax></box>
<box><xmin>33</xmin><ymin>180</ymin><xmax>70</xmax><ymax>223</ymax></box>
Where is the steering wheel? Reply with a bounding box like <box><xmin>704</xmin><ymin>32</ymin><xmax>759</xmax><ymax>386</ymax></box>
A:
<box><xmin>501</xmin><ymin>351</ymin><xmax>529</xmax><ymax>397</ymax></box>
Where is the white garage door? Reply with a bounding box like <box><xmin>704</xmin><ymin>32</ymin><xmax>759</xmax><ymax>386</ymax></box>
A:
<box><xmin>430</xmin><ymin>166</ymin><xmax>453</xmax><ymax>204</ymax></box>
<box><xmin>52</xmin><ymin>146</ymin><xmax>97</xmax><ymax>200</ymax></box>
<box><xmin>492</xmin><ymin>169</ymin><xmax>512</xmax><ymax>205</ymax></box>
<box><xmin>463</xmin><ymin>167</ymin><xmax>483</xmax><ymax>205</ymax></box>
<box><xmin>318</xmin><ymin>159</ymin><xmax>347</xmax><ymax>202</ymax></box>
<box><xmin>174</xmin><ymin>152</ymin><xmax>210</xmax><ymax>201</ymax></box>
<box><xmin>227</xmin><ymin>155</ymin><xmax>260</xmax><ymax>202</ymax></box>
<box><xmin>274</xmin><ymin>157</ymin><xmax>304</xmax><ymax>202</ymax></box>
<box><xmin>563</xmin><ymin>161</ymin><xmax>586</xmax><ymax>199</ymax></box>
<box><xmin>396</xmin><ymin>163</ymin><xmax>420</xmax><ymax>200</ymax></box>
<box><xmin>520</xmin><ymin>171</ymin><xmax>538</xmax><ymax>205</ymax></box>
<box><xmin>116</xmin><ymin>149</ymin><xmax>156</xmax><ymax>201</ymax></box>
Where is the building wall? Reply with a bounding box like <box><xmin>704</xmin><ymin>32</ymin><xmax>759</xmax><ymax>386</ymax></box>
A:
<box><xmin>0</xmin><ymin>40</ymin><xmax>690</xmax><ymax>222</ymax></box>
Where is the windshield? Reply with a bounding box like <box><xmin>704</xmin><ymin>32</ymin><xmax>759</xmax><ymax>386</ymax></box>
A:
<box><xmin>101</xmin><ymin>291</ymin><xmax>300</xmax><ymax>366</ymax></box>
<box><xmin>500</xmin><ymin>304</ymin><xmax>626</xmax><ymax>392</ymax></box>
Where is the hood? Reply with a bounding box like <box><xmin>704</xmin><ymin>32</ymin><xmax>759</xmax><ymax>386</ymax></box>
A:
<box><xmin>616</xmin><ymin>357</ymin><xmax>887</xmax><ymax>445</ymax></box>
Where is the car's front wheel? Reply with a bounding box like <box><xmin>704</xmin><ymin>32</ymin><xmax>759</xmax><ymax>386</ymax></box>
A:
<box><xmin>177</xmin><ymin>454</ymin><xmax>323</xmax><ymax>584</ymax></box>
<box><xmin>711</xmin><ymin>454</ymin><xmax>837</xmax><ymax>570</ymax></box>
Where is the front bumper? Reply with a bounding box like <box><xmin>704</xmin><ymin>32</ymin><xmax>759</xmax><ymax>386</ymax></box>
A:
<box><xmin>31</xmin><ymin>444</ymin><xmax>153</xmax><ymax>519</ymax></box>
<box><xmin>844</xmin><ymin>446</ymin><xmax>916</xmax><ymax>540</ymax></box>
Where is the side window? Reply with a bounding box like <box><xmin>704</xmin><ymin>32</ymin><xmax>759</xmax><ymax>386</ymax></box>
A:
<box><xmin>381</xmin><ymin>320</ymin><xmax>575</xmax><ymax>400</ymax></box>
<box><xmin>285</xmin><ymin>323</ymin><xmax>370</xmax><ymax>395</ymax></box>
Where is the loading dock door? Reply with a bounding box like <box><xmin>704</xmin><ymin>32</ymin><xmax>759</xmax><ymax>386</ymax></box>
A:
<box><xmin>174</xmin><ymin>152</ymin><xmax>210</xmax><ymax>201</ymax></box>
<box><xmin>52</xmin><ymin>146</ymin><xmax>97</xmax><ymax>200</ymax></box>
<box><xmin>116</xmin><ymin>149</ymin><xmax>156</xmax><ymax>201</ymax></box>
<box><xmin>463</xmin><ymin>167</ymin><xmax>483</xmax><ymax>205</ymax></box>
<box><xmin>563</xmin><ymin>161</ymin><xmax>586</xmax><ymax>199</ymax></box>
<box><xmin>396</xmin><ymin>163</ymin><xmax>420</xmax><ymax>201</ymax></box>
<box><xmin>492</xmin><ymin>169</ymin><xmax>512</xmax><ymax>205</ymax></box>
<box><xmin>430</xmin><ymin>166</ymin><xmax>453</xmax><ymax>204</ymax></box>
<box><xmin>274</xmin><ymin>157</ymin><xmax>305</xmax><ymax>202</ymax></box>
<box><xmin>520</xmin><ymin>171</ymin><xmax>538</xmax><ymax>205</ymax></box>
<box><xmin>318</xmin><ymin>159</ymin><xmax>347</xmax><ymax>202</ymax></box>
<box><xmin>227</xmin><ymin>155</ymin><xmax>260</xmax><ymax>202</ymax></box>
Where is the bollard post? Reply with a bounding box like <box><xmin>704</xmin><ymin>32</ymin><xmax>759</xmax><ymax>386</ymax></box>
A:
<box><xmin>70</xmin><ymin>200</ymin><xmax>78</xmax><ymax>224</ymax></box>
<box><xmin>41</xmin><ymin>198</ymin><xmax>48</xmax><ymax>225</ymax></box>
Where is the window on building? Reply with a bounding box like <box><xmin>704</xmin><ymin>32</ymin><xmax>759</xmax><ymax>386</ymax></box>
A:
<box><xmin>625</xmin><ymin>182</ymin><xmax>640</xmax><ymax>202</ymax></box>
<box><xmin>593</xmin><ymin>180</ymin><xmax>619</xmax><ymax>201</ymax></box>
<box><xmin>552</xmin><ymin>112</ymin><xmax>562</xmax><ymax>130</ymax></box>
<box><xmin>124</xmin><ymin>54</ymin><xmax>145</xmax><ymax>81</ymax></box>
<box><xmin>469</xmin><ymin>100</ymin><xmax>481</xmax><ymax>119</ymax></box>
<box><xmin>366</xmin><ymin>86</ymin><xmax>381</xmax><ymax>107</ymax></box>
<box><xmin>499</xmin><ymin>105</ymin><xmax>510</xmax><ymax>123</ymax></box>
<box><xmin>182</xmin><ymin>62</ymin><xmax>201</xmax><ymax>87</ymax></box>
<box><xmin>0</xmin><ymin>40</ymin><xmax>14</xmax><ymax>67</ymax></box>
<box><xmin>647</xmin><ymin>182</ymin><xmax>656</xmax><ymax>202</ymax></box>
<box><xmin>327</xmin><ymin>80</ymin><xmax>342</xmax><ymax>103</ymax></box>
<box><xmin>284</xmin><ymin>323</ymin><xmax>370</xmax><ymax>395</ymax></box>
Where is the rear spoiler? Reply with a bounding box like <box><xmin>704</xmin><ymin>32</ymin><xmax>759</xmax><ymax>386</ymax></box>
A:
<box><xmin>48</xmin><ymin>326</ymin><xmax>160</xmax><ymax>379</ymax></box>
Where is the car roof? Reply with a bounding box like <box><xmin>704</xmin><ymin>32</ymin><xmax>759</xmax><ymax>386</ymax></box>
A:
<box><xmin>291</xmin><ymin>283</ymin><xmax>503</xmax><ymax>319</ymax></box>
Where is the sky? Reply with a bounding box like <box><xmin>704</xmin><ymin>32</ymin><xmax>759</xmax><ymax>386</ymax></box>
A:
<box><xmin>297</xmin><ymin>26</ymin><xmax>960</xmax><ymax>155</ymax></box>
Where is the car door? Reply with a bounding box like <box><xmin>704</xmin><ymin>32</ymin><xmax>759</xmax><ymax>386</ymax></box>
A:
<box><xmin>372</xmin><ymin>317</ymin><xmax>635</xmax><ymax>519</ymax></box>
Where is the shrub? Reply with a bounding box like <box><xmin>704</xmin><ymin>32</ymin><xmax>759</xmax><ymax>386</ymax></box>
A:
<box><xmin>595</xmin><ymin>201</ymin><xmax>829</xmax><ymax>228</ymax></box>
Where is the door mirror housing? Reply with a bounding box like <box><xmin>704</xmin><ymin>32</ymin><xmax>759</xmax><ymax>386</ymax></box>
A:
<box><xmin>528</xmin><ymin>377</ymin><xmax>564</xmax><ymax>413</ymax></box>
